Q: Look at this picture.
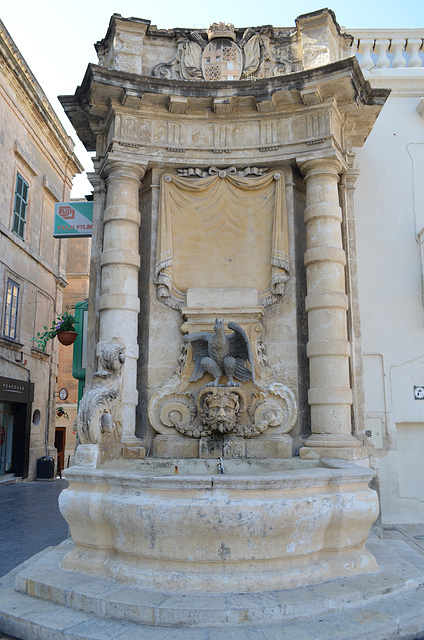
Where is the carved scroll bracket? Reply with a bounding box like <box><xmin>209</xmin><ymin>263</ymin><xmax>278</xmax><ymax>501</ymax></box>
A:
<box><xmin>149</xmin><ymin>381</ymin><xmax>297</xmax><ymax>440</ymax></box>
<box><xmin>76</xmin><ymin>340</ymin><xmax>125</xmax><ymax>447</ymax></box>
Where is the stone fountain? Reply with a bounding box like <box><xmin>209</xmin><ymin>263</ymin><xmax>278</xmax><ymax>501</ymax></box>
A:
<box><xmin>59</xmin><ymin>310</ymin><xmax>378</xmax><ymax>598</ymax></box>
<box><xmin>2</xmin><ymin>10</ymin><xmax>424</xmax><ymax>640</ymax></box>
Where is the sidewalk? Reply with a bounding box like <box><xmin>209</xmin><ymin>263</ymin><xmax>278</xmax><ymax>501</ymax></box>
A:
<box><xmin>0</xmin><ymin>479</ymin><xmax>69</xmax><ymax>578</ymax></box>
<box><xmin>382</xmin><ymin>523</ymin><xmax>424</xmax><ymax>557</ymax></box>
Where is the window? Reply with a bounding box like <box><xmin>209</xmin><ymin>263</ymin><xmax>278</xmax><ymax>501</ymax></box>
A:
<box><xmin>12</xmin><ymin>173</ymin><xmax>29</xmax><ymax>239</ymax></box>
<box><xmin>3</xmin><ymin>279</ymin><xmax>20</xmax><ymax>340</ymax></box>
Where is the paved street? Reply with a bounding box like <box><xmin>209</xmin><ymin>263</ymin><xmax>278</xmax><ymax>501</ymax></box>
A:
<box><xmin>0</xmin><ymin>479</ymin><xmax>69</xmax><ymax>578</ymax></box>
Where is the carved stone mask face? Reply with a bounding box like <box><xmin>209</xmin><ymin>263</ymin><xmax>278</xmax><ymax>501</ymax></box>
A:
<box><xmin>201</xmin><ymin>389</ymin><xmax>241</xmax><ymax>434</ymax></box>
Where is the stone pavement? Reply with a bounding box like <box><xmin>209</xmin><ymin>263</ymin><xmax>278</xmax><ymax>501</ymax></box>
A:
<box><xmin>0</xmin><ymin>478</ymin><xmax>69</xmax><ymax>579</ymax></box>
<box><xmin>0</xmin><ymin>479</ymin><xmax>424</xmax><ymax>639</ymax></box>
<box><xmin>382</xmin><ymin>523</ymin><xmax>424</xmax><ymax>556</ymax></box>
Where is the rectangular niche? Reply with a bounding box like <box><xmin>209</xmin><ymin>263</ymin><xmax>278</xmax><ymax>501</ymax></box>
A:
<box><xmin>154</xmin><ymin>171</ymin><xmax>289</xmax><ymax>309</ymax></box>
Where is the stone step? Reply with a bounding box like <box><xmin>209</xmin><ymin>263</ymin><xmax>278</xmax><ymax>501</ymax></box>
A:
<box><xmin>1</xmin><ymin>538</ymin><xmax>424</xmax><ymax>639</ymax></box>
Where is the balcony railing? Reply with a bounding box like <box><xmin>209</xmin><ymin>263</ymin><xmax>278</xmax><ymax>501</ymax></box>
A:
<box><xmin>347</xmin><ymin>30</ymin><xmax>424</xmax><ymax>69</ymax></box>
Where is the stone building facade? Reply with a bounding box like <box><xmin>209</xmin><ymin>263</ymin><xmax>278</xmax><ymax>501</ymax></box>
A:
<box><xmin>0</xmin><ymin>19</ymin><xmax>82</xmax><ymax>480</ymax></box>
<box><xmin>55</xmin><ymin>233</ymin><xmax>90</xmax><ymax>474</ymax></box>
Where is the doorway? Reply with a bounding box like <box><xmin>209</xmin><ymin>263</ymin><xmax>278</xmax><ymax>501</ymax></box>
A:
<box><xmin>0</xmin><ymin>403</ymin><xmax>14</xmax><ymax>475</ymax></box>
<box><xmin>54</xmin><ymin>427</ymin><xmax>66</xmax><ymax>477</ymax></box>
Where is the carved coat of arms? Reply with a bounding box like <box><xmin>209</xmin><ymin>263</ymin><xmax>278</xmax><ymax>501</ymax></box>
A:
<box><xmin>152</xmin><ymin>22</ymin><xmax>292</xmax><ymax>81</ymax></box>
<box><xmin>202</xmin><ymin>24</ymin><xmax>242</xmax><ymax>81</ymax></box>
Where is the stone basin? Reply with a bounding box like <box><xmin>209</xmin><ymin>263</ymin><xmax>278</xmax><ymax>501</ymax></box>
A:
<box><xmin>59</xmin><ymin>457</ymin><xmax>378</xmax><ymax>594</ymax></box>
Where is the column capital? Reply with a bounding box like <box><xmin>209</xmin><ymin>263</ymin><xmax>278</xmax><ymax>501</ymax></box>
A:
<box><xmin>297</xmin><ymin>156</ymin><xmax>346</xmax><ymax>180</ymax></box>
<box><xmin>101</xmin><ymin>153</ymin><xmax>147</xmax><ymax>182</ymax></box>
<box><xmin>340</xmin><ymin>169</ymin><xmax>360</xmax><ymax>191</ymax></box>
<box><xmin>87</xmin><ymin>172</ymin><xmax>105</xmax><ymax>194</ymax></box>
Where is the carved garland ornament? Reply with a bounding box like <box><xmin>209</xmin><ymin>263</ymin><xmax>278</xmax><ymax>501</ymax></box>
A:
<box><xmin>177</xmin><ymin>166</ymin><xmax>268</xmax><ymax>178</ymax></box>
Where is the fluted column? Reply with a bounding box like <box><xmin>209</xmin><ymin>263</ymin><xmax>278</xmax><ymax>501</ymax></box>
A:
<box><xmin>299</xmin><ymin>157</ymin><xmax>360</xmax><ymax>451</ymax></box>
<box><xmin>100</xmin><ymin>159</ymin><xmax>146</xmax><ymax>441</ymax></box>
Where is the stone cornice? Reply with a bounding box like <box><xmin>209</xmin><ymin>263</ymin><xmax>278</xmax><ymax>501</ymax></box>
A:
<box><xmin>362</xmin><ymin>70</ymin><xmax>424</xmax><ymax>97</ymax></box>
<box><xmin>60</xmin><ymin>57</ymin><xmax>389</xmax><ymax>153</ymax></box>
<box><xmin>0</xmin><ymin>19</ymin><xmax>83</xmax><ymax>175</ymax></box>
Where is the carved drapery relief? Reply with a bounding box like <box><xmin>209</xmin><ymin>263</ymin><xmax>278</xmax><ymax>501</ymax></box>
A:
<box><xmin>154</xmin><ymin>172</ymin><xmax>289</xmax><ymax>309</ymax></box>
<box><xmin>152</xmin><ymin>26</ymin><xmax>292</xmax><ymax>81</ymax></box>
<box><xmin>77</xmin><ymin>341</ymin><xmax>125</xmax><ymax>445</ymax></box>
<box><xmin>180</xmin><ymin>40</ymin><xmax>204</xmax><ymax>80</ymax></box>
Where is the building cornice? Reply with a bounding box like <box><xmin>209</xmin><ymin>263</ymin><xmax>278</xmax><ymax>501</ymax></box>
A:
<box><xmin>362</xmin><ymin>69</ymin><xmax>424</xmax><ymax>97</ymax></box>
<box><xmin>60</xmin><ymin>57</ymin><xmax>389</xmax><ymax>153</ymax></box>
<box><xmin>0</xmin><ymin>19</ymin><xmax>83</xmax><ymax>175</ymax></box>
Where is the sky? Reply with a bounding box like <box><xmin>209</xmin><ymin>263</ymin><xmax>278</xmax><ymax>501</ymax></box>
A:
<box><xmin>2</xmin><ymin>0</ymin><xmax>424</xmax><ymax>197</ymax></box>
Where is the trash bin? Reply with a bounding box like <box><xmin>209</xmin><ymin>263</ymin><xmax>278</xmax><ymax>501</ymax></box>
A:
<box><xmin>37</xmin><ymin>456</ymin><xmax>55</xmax><ymax>480</ymax></box>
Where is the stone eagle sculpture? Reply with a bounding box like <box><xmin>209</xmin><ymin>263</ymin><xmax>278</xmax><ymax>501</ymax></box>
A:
<box><xmin>183</xmin><ymin>319</ymin><xmax>255</xmax><ymax>387</ymax></box>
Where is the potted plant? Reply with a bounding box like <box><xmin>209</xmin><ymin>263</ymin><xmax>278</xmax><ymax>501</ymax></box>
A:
<box><xmin>56</xmin><ymin>406</ymin><xmax>69</xmax><ymax>420</ymax></box>
<box><xmin>34</xmin><ymin>312</ymin><xmax>78</xmax><ymax>351</ymax></box>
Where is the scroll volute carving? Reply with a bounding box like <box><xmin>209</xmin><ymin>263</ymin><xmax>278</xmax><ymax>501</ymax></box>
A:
<box><xmin>77</xmin><ymin>341</ymin><xmax>125</xmax><ymax>446</ymax></box>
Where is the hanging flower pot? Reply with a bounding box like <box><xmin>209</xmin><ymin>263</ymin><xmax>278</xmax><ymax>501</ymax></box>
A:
<box><xmin>33</xmin><ymin>312</ymin><xmax>78</xmax><ymax>351</ymax></box>
<box><xmin>56</xmin><ymin>406</ymin><xmax>69</xmax><ymax>420</ymax></box>
<box><xmin>57</xmin><ymin>331</ymin><xmax>78</xmax><ymax>346</ymax></box>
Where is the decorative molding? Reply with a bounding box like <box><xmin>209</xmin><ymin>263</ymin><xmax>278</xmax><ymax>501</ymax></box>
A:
<box><xmin>42</xmin><ymin>175</ymin><xmax>60</xmax><ymax>202</ymax></box>
<box><xmin>149</xmin><ymin>380</ymin><xmax>297</xmax><ymax>439</ymax></box>
<box><xmin>177</xmin><ymin>166</ymin><xmax>268</xmax><ymax>178</ymax></box>
<box><xmin>14</xmin><ymin>141</ymin><xmax>37</xmax><ymax>176</ymax></box>
<box><xmin>148</xmin><ymin>318</ymin><xmax>297</xmax><ymax>440</ymax></box>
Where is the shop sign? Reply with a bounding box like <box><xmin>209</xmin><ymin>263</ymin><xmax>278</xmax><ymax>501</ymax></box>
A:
<box><xmin>0</xmin><ymin>376</ymin><xmax>34</xmax><ymax>403</ymax></box>
<box><xmin>0</xmin><ymin>426</ymin><xmax>5</xmax><ymax>446</ymax></box>
<box><xmin>53</xmin><ymin>202</ymin><xmax>93</xmax><ymax>238</ymax></box>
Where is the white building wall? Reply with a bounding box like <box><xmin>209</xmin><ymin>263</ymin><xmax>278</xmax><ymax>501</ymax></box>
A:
<box><xmin>354</xmin><ymin>76</ymin><xmax>424</xmax><ymax>523</ymax></box>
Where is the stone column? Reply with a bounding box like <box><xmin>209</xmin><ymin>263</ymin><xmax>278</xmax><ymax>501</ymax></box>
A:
<box><xmin>100</xmin><ymin>158</ymin><xmax>146</xmax><ymax>445</ymax></box>
<box><xmin>86</xmin><ymin>170</ymin><xmax>106</xmax><ymax>387</ymax></box>
<box><xmin>299</xmin><ymin>157</ymin><xmax>360</xmax><ymax>454</ymax></box>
